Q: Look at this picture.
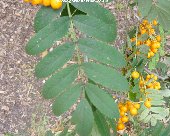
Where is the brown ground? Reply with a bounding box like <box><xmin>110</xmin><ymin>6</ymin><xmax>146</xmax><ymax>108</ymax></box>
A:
<box><xmin>1</xmin><ymin>0</ymin><xmax>169</xmax><ymax>136</ymax></box>
<box><xmin>0</xmin><ymin>1</ymin><xmax>53</xmax><ymax>135</ymax></box>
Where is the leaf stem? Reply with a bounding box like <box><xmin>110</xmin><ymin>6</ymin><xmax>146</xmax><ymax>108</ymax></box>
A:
<box><xmin>67</xmin><ymin>2</ymin><xmax>81</xmax><ymax>65</ymax></box>
<box><xmin>66</xmin><ymin>4</ymin><xmax>85</xmax><ymax>96</ymax></box>
<box><xmin>67</xmin><ymin>2</ymin><xmax>72</xmax><ymax>18</ymax></box>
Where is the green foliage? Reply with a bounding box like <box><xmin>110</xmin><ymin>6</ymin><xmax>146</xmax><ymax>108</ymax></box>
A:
<box><xmin>71</xmin><ymin>99</ymin><xmax>94</xmax><ymax>136</ymax></box>
<box><xmin>78</xmin><ymin>38</ymin><xmax>126</xmax><ymax>68</ymax></box>
<box><xmin>73</xmin><ymin>15</ymin><xmax>116</xmax><ymax>42</ymax></box>
<box><xmin>139</xmin><ymin>89</ymin><xmax>170</xmax><ymax>126</ymax></box>
<box><xmin>83</xmin><ymin>63</ymin><xmax>129</xmax><ymax>92</ymax></box>
<box><xmin>34</xmin><ymin>3</ymin><xmax>66</xmax><ymax>32</ymax></box>
<box><xmin>140</xmin><ymin>122</ymin><xmax>170</xmax><ymax>136</ymax></box>
<box><xmin>26</xmin><ymin>17</ymin><xmax>70</xmax><ymax>55</ymax></box>
<box><xmin>138</xmin><ymin>0</ymin><xmax>152</xmax><ymax>17</ymax></box>
<box><xmin>52</xmin><ymin>84</ymin><xmax>82</xmax><ymax>116</ymax></box>
<box><xmin>86</xmin><ymin>84</ymin><xmax>119</xmax><ymax>118</ymax></box>
<box><xmin>42</xmin><ymin>65</ymin><xmax>78</xmax><ymax>99</ymax></box>
<box><xmin>72</xmin><ymin>2</ymin><xmax>117</xmax><ymax>42</ymax></box>
<box><xmin>25</xmin><ymin>1</ymin><xmax>170</xmax><ymax>136</ymax></box>
<box><xmin>138</xmin><ymin>0</ymin><xmax>170</xmax><ymax>30</ymax></box>
<box><xmin>35</xmin><ymin>42</ymin><xmax>75</xmax><ymax>78</ymax></box>
<box><xmin>93</xmin><ymin>110</ymin><xmax>110</xmax><ymax>136</ymax></box>
<box><xmin>26</xmin><ymin>2</ymin><xmax>124</xmax><ymax>135</ymax></box>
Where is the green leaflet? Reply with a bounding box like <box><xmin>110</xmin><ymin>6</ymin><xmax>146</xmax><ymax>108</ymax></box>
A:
<box><xmin>140</xmin><ymin>0</ymin><xmax>170</xmax><ymax>30</ymax></box>
<box><xmin>78</xmin><ymin>38</ymin><xmax>126</xmax><ymax>68</ymax></box>
<box><xmin>34</xmin><ymin>3</ymin><xmax>66</xmax><ymax>32</ymax></box>
<box><xmin>138</xmin><ymin>0</ymin><xmax>152</xmax><ymax>17</ymax></box>
<box><xmin>26</xmin><ymin>16</ymin><xmax>70</xmax><ymax>55</ymax></box>
<box><xmin>73</xmin><ymin>15</ymin><xmax>116</xmax><ymax>42</ymax></box>
<box><xmin>42</xmin><ymin>65</ymin><xmax>78</xmax><ymax>99</ymax></box>
<box><xmin>83</xmin><ymin>62</ymin><xmax>129</xmax><ymax>92</ymax></box>
<box><xmin>52</xmin><ymin>84</ymin><xmax>82</xmax><ymax>116</ymax></box>
<box><xmin>71</xmin><ymin>99</ymin><xmax>94</xmax><ymax>136</ymax></box>
<box><xmin>35</xmin><ymin>42</ymin><xmax>75</xmax><ymax>78</ymax></box>
<box><xmin>93</xmin><ymin>110</ymin><xmax>111</xmax><ymax>136</ymax></box>
<box><xmin>72</xmin><ymin>2</ymin><xmax>116</xmax><ymax>24</ymax></box>
<box><xmin>86</xmin><ymin>84</ymin><xmax>119</xmax><ymax>119</ymax></box>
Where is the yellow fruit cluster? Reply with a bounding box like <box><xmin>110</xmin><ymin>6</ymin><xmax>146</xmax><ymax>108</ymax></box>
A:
<box><xmin>139</xmin><ymin>74</ymin><xmax>161</xmax><ymax>90</ymax></box>
<box><xmin>24</xmin><ymin>0</ymin><xmax>62</xmax><ymax>9</ymax></box>
<box><xmin>117</xmin><ymin>101</ymin><xmax>140</xmax><ymax>131</ymax></box>
<box><xmin>139</xmin><ymin>74</ymin><xmax>161</xmax><ymax>108</ymax></box>
<box><xmin>131</xmin><ymin>19</ymin><xmax>161</xmax><ymax>58</ymax></box>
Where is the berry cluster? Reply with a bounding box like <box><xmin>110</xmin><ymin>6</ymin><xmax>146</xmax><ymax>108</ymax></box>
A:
<box><xmin>139</xmin><ymin>74</ymin><xmax>161</xmax><ymax>90</ymax></box>
<box><xmin>131</xmin><ymin>19</ymin><xmax>161</xmax><ymax>58</ymax></box>
<box><xmin>139</xmin><ymin>74</ymin><xmax>161</xmax><ymax>109</ymax></box>
<box><xmin>24</xmin><ymin>0</ymin><xmax>62</xmax><ymax>10</ymax></box>
<box><xmin>131</xmin><ymin>71</ymin><xmax>161</xmax><ymax>109</ymax></box>
<box><xmin>117</xmin><ymin>101</ymin><xmax>140</xmax><ymax>131</ymax></box>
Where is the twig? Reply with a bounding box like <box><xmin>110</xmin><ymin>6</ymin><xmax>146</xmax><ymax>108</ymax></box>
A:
<box><xmin>144</xmin><ymin>68</ymin><xmax>169</xmax><ymax>81</ymax></box>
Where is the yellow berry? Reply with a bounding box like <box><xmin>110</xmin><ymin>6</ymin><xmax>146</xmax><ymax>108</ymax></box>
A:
<box><xmin>121</xmin><ymin>116</ymin><xmax>129</xmax><ymax>123</ymax></box>
<box><xmin>150</xmin><ymin>74</ymin><xmax>154</xmax><ymax>78</ymax></box>
<box><xmin>118</xmin><ymin>102</ymin><xmax>123</xmax><ymax>108</ymax></box>
<box><xmin>149</xmin><ymin>51</ymin><xmax>155</xmax><ymax>57</ymax></box>
<box><xmin>146</xmin><ymin>39</ymin><xmax>152</xmax><ymax>46</ymax></box>
<box><xmin>144</xmin><ymin>100</ymin><xmax>151</xmax><ymax>108</ymax></box>
<box><xmin>120</xmin><ymin>106</ymin><xmax>128</xmax><ymax>112</ymax></box>
<box><xmin>151</xmin><ymin>43</ymin><xmax>158</xmax><ymax>49</ymax></box>
<box><xmin>155</xmin><ymin>42</ymin><xmax>161</xmax><ymax>48</ymax></box>
<box><xmin>130</xmin><ymin>107</ymin><xmax>138</xmax><ymax>116</ymax></box>
<box><xmin>139</xmin><ymin>80</ymin><xmax>144</xmax><ymax>87</ymax></box>
<box><xmin>31</xmin><ymin>0</ymin><xmax>43</xmax><ymax>5</ymax></box>
<box><xmin>43</xmin><ymin>0</ymin><xmax>51</xmax><ymax>6</ymax></box>
<box><xmin>136</xmin><ymin>41</ymin><xmax>142</xmax><ymax>46</ymax></box>
<box><xmin>24</xmin><ymin>0</ymin><xmax>30</xmax><ymax>2</ymax></box>
<box><xmin>51</xmin><ymin>0</ymin><xmax>62</xmax><ymax>9</ymax></box>
<box><xmin>154</xmin><ymin>75</ymin><xmax>158</xmax><ymax>80</ymax></box>
<box><xmin>151</xmin><ymin>48</ymin><xmax>158</xmax><ymax>53</ymax></box>
<box><xmin>156</xmin><ymin>35</ymin><xmax>161</xmax><ymax>42</ymax></box>
<box><xmin>146</xmin><ymin>75</ymin><xmax>151</xmax><ymax>79</ymax></box>
<box><xmin>149</xmin><ymin>29</ymin><xmax>155</xmax><ymax>35</ymax></box>
<box><xmin>117</xmin><ymin>123</ymin><xmax>125</xmax><ymax>130</ymax></box>
<box><xmin>120</xmin><ymin>111</ymin><xmax>125</xmax><ymax>116</ymax></box>
<box><xmin>147</xmin><ymin>52</ymin><xmax>151</xmax><ymax>58</ymax></box>
<box><xmin>134</xmin><ymin>103</ymin><xmax>140</xmax><ymax>109</ymax></box>
<box><xmin>153</xmin><ymin>19</ymin><xmax>158</xmax><ymax>26</ymax></box>
<box><xmin>142</xmin><ymin>20</ymin><xmax>149</xmax><ymax>25</ymax></box>
<box><xmin>131</xmin><ymin>37</ymin><xmax>136</xmax><ymax>42</ymax></box>
<box><xmin>131</xmin><ymin>71</ymin><xmax>140</xmax><ymax>79</ymax></box>
<box><xmin>146</xmin><ymin>24</ymin><xmax>152</xmax><ymax>29</ymax></box>
<box><xmin>154</xmin><ymin>86</ymin><xmax>160</xmax><ymax>90</ymax></box>
<box><xmin>141</xmin><ymin>29</ymin><xmax>147</xmax><ymax>34</ymax></box>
